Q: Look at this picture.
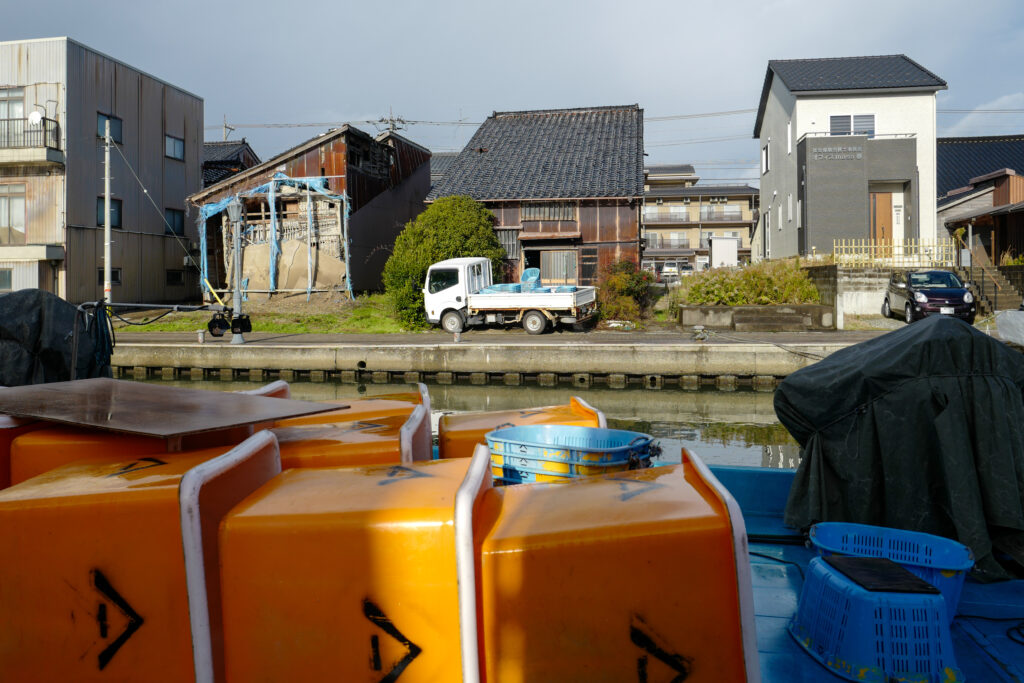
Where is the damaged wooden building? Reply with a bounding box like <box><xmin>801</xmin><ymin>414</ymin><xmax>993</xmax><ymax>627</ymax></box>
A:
<box><xmin>188</xmin><ymin>125</ymin><xmax>430</xmax><ymax>298</ymax></box>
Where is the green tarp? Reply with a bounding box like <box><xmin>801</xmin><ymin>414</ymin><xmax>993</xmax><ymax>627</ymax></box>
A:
<box><xmin>777</xmin><ymin>315</ymin><xmax>1024</xmax><ymax>580</ymax></box>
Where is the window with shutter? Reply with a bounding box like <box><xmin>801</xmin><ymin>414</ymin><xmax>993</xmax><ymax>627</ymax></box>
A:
<box><xmin>829</xmin><ymin>115</ymin><xmax>851</xmax><ymax>136</ymax></box>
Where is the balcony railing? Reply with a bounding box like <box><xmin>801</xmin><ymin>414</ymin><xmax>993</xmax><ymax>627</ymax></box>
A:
<box><xmin>643</xmin><ymin>210</ymin><xmax>692</xmax><ymax>224</ymax></box>
<box><xmin>646</xmin><ymin>236</ymin><xmax>691</xmax><ymax>249</ymax></box>
<box><xmin>0</xmin><ymin>118</ymin><xmax>61</xmax><ymax>150</ymax></box>
<box><xmin>699</xmin><ymin>207</ymin><xmax>743</xmax><ymax>221</ymax></box>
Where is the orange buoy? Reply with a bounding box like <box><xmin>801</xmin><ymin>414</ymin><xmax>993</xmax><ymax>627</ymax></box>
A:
<box><xmin>219</xmin><ymin>458</ymin><xmax>478</xmax><ymax>682</ymax></box>
<box><xmin>0</xmin><ymin>432</ymin><xmax>281</xmax><ymax>682</ymax></box>
<box><xmin>438</xmin><ymin>396</ymin><xmax>604</xmax><ymax>459</ymax></box>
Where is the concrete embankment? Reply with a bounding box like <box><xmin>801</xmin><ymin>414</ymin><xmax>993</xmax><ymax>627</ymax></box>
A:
<box><xmin>112</xmin><ymin>337</ymin><xmax>857</xmax><ymax>388</ymax></box>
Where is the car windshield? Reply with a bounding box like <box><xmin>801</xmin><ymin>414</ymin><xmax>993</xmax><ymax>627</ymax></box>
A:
<box><xmin>909</xmin><ymin>272</ymin><xmax>962</xmax><ymax>289</ymax></box>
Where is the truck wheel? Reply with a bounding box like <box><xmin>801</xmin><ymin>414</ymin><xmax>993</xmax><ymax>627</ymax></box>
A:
<box><xmin>523</xmin><ymin>310</ymin><xmax>547</xmax><ymax>335</ymax></box>
<box><xmin>441</xmin><ymin>310</ymin><xmax>464</xmax><ymax>333</ymax></box>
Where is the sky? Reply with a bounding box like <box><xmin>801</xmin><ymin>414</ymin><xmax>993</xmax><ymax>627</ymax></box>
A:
<box><xmin>3</xmin><ymin>0</ymin><xmax>1023</xmax><ymax>186</ymax></box>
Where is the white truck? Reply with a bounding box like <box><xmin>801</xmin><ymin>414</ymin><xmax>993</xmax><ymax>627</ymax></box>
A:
<box><xmin>423</xmin><ymin>257</ymin><xmax>597</xmax><ymax>334</ymax></box>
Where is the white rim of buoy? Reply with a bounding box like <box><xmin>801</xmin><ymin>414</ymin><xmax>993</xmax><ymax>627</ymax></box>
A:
<box><xmin>683</xmin><ymin>448</ymin><xmax>761</xmax><ymax>683</ymax></box>
<box><xmin>454</xmin><ymin>444</ymin><xmax>491</xmax><ymax>683</ymax></box>
<box><xmin>399</xmin><ymin>403</ymin><xmax>430</xmax><ymax>463</ymax></box>
<box><xmin>573</xmin><ymin>396</ymin><xmax>607</xmax><ymax>429</ymax></box>
<box><xmin>178</xmin><ymin>430</ymin><xmax>281</xmax><ymax>683</ymax></box>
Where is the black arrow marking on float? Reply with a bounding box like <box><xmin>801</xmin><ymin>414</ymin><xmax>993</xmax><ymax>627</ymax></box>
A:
<box><xmin>362</xmin><ymin>598</ymin><xmax>422</xmax><ymax>682</ymax></box>
<box><xmin>377</xmin><ymin>466</ymin><xmax>432</xmax><ymax>486</ymax></box>
<box><xmin>517</xmin><ymin>410</ymin><xmax>544</xmax><ymax>418</ymax></box>
<box><xmin>91</xmin><ymin>569</ymin><xmax>144</xmax><ymax>671</ymax></box>
<box><xmin>346</xmin><ymin>421</ymin><xmax>386</xmax><ymax>433</ymax></box>
<box><xmin>609</xmin><ymin>477</ymin><xmax>665</xmax><ymax>502</ymax></box>
<box><xmin>631</xmin><ymin>614</ymin><xmax>691</xmax><ymax>682</ymax></box>
<box><xmin>105</xmin><ymin>457</ymin><xmax>168</xmax><ymax>478</ymax></box>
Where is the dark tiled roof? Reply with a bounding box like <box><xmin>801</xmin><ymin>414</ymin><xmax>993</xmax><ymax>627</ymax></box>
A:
<box><xmin>645</xmin><ymin>163</ymin><xmax>695</xmax><ymax>175</ymax></box>
<box><xmin>430</xmin><ymin>152</ymin><xmax>459</xmax><ymax>179</ymax></box>
<box><xmin>203</xmin><ymin>139</ymin><xmax>259</xmax><ymax>164</ymax></box>
<box><xmin>937</xmin><ymin>135</ymin><xmax>1024</xmax><ymax>197</ymax></box>
<box><xmin>427</xmin><ymin>105</ymin><xmax>644</xmax><ymax>201</ymax></box>
<box><xmin>754</xmin><ymin>55</ymin><xmax>946</xmax><ymax>137</ymax></box>
<box><xmin>771</xmin><ymin>55</ymin><xmax>945</xmax><ymax>92</ymax></box>
<box><xmin>203</xmin><ymin>165</ymin><xmax>241</xmax><ymax>186</ymax></box>
<box><xmin>647</xmin><ymin>184</ymin><xmax>758</xmax><ymax>198</ymax></box>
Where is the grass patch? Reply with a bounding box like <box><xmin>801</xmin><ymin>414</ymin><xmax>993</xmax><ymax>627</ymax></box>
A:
<box><xmin>113</xmin><ymin>293</ymin><xmax>406</xmax><ymax>334</ymax></box>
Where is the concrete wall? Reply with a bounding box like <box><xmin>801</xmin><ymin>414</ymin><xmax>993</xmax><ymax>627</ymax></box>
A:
<box><xmin>804</xmin><ymin>265</ymin><xmax>890</xmax><ymax>328</ymax></box>
<box><xmin>800</xmin><ymin>136</ymin><xmax>918</xmax><ymax>253</ymax></box>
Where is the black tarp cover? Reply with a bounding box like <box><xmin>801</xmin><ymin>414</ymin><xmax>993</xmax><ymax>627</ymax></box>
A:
<box><xmin>0</xmin><ymin>289</ymin><xmax>111</xmax><ymax>386</ymax></box>
<box><xmin>778</xmin><ymin>315</ymin><xmax>1024</xmax><ymax>579</ymax></box>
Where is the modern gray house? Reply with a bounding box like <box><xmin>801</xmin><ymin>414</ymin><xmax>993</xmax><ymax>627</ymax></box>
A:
<box><xmin>752</xmin><ymin>55</ymin><xmax>947</xmax><ymax>259</ymax></box>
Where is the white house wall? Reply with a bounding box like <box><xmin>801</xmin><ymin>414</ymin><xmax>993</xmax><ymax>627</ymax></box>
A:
<box><xmin>793</xmin><ymin>91</ymin><xmax>938</xmax><ymax>241</ymax></box>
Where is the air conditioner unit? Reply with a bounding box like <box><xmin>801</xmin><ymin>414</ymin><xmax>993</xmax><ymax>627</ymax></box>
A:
<box><xmin>682</xmin><ymin>198</ymin><xmax>691</xmax><ymax>204</ymax></box>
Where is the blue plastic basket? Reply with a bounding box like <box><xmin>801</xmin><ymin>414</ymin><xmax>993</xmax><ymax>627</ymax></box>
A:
<box><xmin>484</xmin><ymin>425</ymin><xmax>654</xmax><ymax>485</ymax></box>
<box><xmin>789</xmin><ymin>557</ymin><xmax>964</xmax><ymax>683</ymax></box>
<box><xmin>809</xmin><ymin>523</ymin><xmax>974</xmax><ymax>622</ymax></box>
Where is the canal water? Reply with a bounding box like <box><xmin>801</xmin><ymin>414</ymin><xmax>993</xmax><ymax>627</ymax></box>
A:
<box><xmin>144</xmin><ymin>379</ymin><xmax>802</xmax><ymax>468</ymax></box>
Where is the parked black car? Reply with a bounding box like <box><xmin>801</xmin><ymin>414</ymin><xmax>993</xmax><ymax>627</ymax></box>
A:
<box><xmin>882</xmin><ymin>270</ymin><xmax>976</xmax><ymax>324</ymax></box>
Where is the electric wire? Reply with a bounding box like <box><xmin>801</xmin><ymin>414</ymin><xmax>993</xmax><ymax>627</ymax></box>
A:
<box><xmin>106</xmin><ymin>138</ymin><xmax>226</xmax><ymax>306</ymax></box>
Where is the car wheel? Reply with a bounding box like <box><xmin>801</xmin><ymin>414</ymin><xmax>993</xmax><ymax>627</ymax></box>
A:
<box><xmin>441</xmin><ymin>310</ymin><xmax>464</xmax><ymax>334</ymax></box>
<box><xmin>904</xmin><ymin>303</ymin><xmax>914</xmax><ymax>324</ymax></box>
<box><xmin>881</xmin><ymin>298</ymin><xmax>891</xmax><ymax>318</ymax></box>
<box><xmin>522</xmin><ymin>310</ymin><xmax>548</xmax><ymax>335</ymax></box>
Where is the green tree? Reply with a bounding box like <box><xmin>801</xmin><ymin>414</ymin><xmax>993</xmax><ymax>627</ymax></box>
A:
<box><xmin>383</xmin><ymin>196</ymin><xmax>505</xmax><ymax>328</ymax></box>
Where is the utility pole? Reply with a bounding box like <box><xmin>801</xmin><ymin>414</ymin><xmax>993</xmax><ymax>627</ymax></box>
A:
<box><xmin>222</xmin><ymin>114</ymin><xmax>235</xmax><ymax>142</ymax></box>
<box><xmin>103</xmin><ymin>118</ymin><xmax>112</xmax><ymax>305</ymax></box>
<box><xmin>226</xmin><ymin>198</ymin><xmax>246</xmax><ymax>344</ymax></box>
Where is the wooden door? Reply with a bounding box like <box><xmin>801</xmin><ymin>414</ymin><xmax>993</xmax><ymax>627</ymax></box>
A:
<box><xmin>870</xmin><ymin>192</ymin><xmax>892</xmax><ymax>242</ymax></box>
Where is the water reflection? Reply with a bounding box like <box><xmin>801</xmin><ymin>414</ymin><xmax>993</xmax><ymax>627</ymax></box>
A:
<box><xmin>140</xmin><ymin>379</ymin><xmax>801</xmax><ymax>468</ymax></box>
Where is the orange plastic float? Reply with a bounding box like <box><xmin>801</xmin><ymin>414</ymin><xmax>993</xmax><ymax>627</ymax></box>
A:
<box><xmin>438</xmin><ymin>396</ymin><xmax>604</xmax><ymax>459</ymax></box>
<box><xmin>219</xmin><ymin>456</ymin><xmax>488</xmax><ymax>682</ymax></box>
<box><xmin>470</xmin><ymin>448</ymin><xmax>758</xmax><ymax>682</ymax></box>
<box><xmin>6</xmin><ymin>382</ymin><xmax>432</xmax><ymax>483</ymax></box>
<box><xmin>0</xmin><ymin>415</ymin><xmax>40</xmax><ymax>490</ymax></box>
<box><xmin>0</xmin><ymin>431</ymin><xmax>281</xmax><ymax>683</ymax></box>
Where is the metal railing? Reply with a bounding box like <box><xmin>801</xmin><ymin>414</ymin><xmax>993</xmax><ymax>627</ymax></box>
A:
<box><xmin>645</xmin><ymin>235</ymin><xmax>690</xmax><ymax>249</ymax></box>
<box><xmin>699</xmin><ymin>207</ymin><xmax>744</xmax><ymax>221</ymax></box>
<box><xmin>0</xmin><ymin>117</ymin><xmax>61</xmax><ymax>149</ymax></box>
<box><xmin>643</xmin><ymin>210</ymin><xmax>693</xmax><ymax>224</ymax></box>
<box><xmin>798</xmin><ymin>132</ymin><xmax>916</xmax><ymax>144</ymax></box>
<box><xmin>832</xmin><ymin>238</ymin><xmax>955</xmax><ymax>267</ymax></box>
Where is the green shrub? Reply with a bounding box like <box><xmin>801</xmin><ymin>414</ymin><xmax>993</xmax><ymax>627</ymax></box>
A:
<box><xmin>684</xmin><ymin>259</ymin><xmax>819</xmax><ymax>306</ymax></box>
<box><xmin>597</xmin><ymin>259</ymin><xmax>653</xmax><ymax>322</ymax></box>
<box><xmin>383</xmin><ymin>196</ymin><xmax>506</xmax><ymax>328</ymax></box>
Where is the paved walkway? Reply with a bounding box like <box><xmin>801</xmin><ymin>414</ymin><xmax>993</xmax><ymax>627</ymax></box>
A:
<box><xmin>115</xmin><ymin>327</ymin><xmax>891</xmax><ymax>347</ymax></box>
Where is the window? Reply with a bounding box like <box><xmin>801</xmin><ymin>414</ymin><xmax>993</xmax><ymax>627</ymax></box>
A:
<box><xmin>428</xmin><ymin>268</ymin><xmax>459</xmax><ymax>293</ymax></box>
<box><xmin>0</xmin><ymin>268</ymin><xmax>11</xmax><ymax>291</ymax></box>
<box><xmin>787</xmin><ymin>120</ymin><xmax>792</xmax><ymax>154</ymax></box>
<box><xmin>0</xmin><ymin>88</ymin><xmax>24</xmax><ymax>119</ymax></box>
<box><xmin>495</xmin><ymin>229</ymin><xmax>520</xmax><ymax>258</ymax></box>
<box><xmin>97</xmin><ymin>267</ymin><xmax>122</xmax><ymax>286</ymax></box>
<box><xmin>96</xmin><ymin>197</ymin><xmax>123</xmax><ymax>228</ymax></box>
<box><xmin>787</xmin><ymin>194</ymin><xmax>793</xmax><ymax>222</ymax></box>
<box><xmin>0</xmin><ymin>183</ymin><xmax>26</xmax><ymax>245</ymax></box>
<box><xmin>97</xmin><ymin>113</ymin><xmax>123</xmax><ymax>144</ymax></box>
<box><xmin>164</xmin><ymin>135</ymin><xmax>184</xmax><ymax>161</ymax></box>
<box><xmin>829</xmin><ymin>115</ymin><xmax>851</xmax><ymax>136</ymax></box>
<box><xmin>166</xmin><ymin>270</ymin><xmax>185</xmax><ymax>286</ymax></box>
<box><xmin>761</xmin><ymin>143</ymin><xmax>770</xmax><ymax>174</ymax></box>
<box><xmin>830</xmin><ymin>114</ymin><xmax>875</xmax><ymax>137</ymax></box>
<box><xmin>777</xmin><ymin>205</ymin><xmax>782</xmax><ymax>230</ymax></box>
<box><xmin>522</xmin><ymin>203</ymin><xmax>575</xmax><ymax>221</ymax></box>
<box><xmin>853</xmin><ymin>114</ymin><xmax>875</xmax><ymax>137</ymax></box>
<box><xmin>165</xmin><ymin>208</ymin><xmax>185</xmax><ymax>236</ymax></box>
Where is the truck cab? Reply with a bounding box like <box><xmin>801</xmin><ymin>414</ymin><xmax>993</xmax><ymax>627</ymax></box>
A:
<box><xmin>423</xmin><ymin>257</ymin><xmax>492</xmax><ymax>328</ymax></box>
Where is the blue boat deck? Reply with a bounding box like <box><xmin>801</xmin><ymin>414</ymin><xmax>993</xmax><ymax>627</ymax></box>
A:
<box><xmin>710</xmin><ymin>465</ymin><xmax>1024</xmax><ymax>682</ymax></box>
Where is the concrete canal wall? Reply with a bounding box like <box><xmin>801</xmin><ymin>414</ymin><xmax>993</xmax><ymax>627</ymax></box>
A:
<box><xmin>112</xmin><ymin>340</ymin><xmax>852</xmax><ymax>389</ymax></box>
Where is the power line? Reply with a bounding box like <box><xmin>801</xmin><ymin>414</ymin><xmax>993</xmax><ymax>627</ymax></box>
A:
<box><xmin>647</xmin><ymin>135</ymin><xmax>751</xmax><ymax>147</ymax></box>
<box><xmin>938</xmin><ymin>108</ymin><xmax>1024</xmax><ymax>114</ymax></box>
<box><xmin>645</xmin><ymin>109</ymin><xmax>756</xmax><ymax>121</ymax></box>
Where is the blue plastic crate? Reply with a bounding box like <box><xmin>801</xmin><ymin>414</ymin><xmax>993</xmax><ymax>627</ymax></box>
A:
<box><xmin>809</xmin><ymin>522</ymin><xmax>974</xmax><ymax>621</ymax></box>
<box><xmin>789</xmin><ymin>557</ymin><xmax>963</xmax><ymax>683</ymax></box>
<box><xmin>484</xmin><ymin>425</ymin><xmax>654</xmax><ymax>485</ymax></box>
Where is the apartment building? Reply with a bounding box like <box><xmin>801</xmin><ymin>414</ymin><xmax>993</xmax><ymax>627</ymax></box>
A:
<box><xmin>642</xmin><ymin>164</ymin><xmax>757</xmax><ymax>274</ymax></box>
<box><xmin>0</xmin><ymin>37</ymin><xmax>203</xmax><ymax>303</ymax></box>
<box><xmin>752</xmin><ymin>55</ymin><xmax>946</xmax><ymax>259</ymax></box>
